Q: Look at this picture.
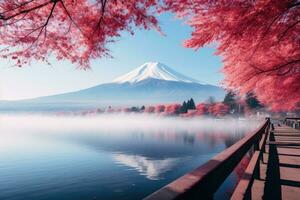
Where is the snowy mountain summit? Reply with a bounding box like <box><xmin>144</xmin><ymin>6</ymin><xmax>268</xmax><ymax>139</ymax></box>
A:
<box><xmin>3</xmin><ymin>61</ymin><xmax>225</xmax><ymax>110</ymax></box>
<box><xmin>112</xmin><ymin>62</ymin><xmax>202</xmax><ymax>84</ymax></box>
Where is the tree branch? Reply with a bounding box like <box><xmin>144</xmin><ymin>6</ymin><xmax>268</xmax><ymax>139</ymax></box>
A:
<box><xmin>94</xmin><ymin>0</ymin><xmax>108</xmax><ymax>31</ymax></box>
<box><xmin>0</xmin><ymin>1</ymin><xmax>53</xmax><ymax>21</ymax></box>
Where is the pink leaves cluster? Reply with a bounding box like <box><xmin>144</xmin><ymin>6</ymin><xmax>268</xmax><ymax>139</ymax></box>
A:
<box><xmin>0</xmin><ymin>0</ymin><xmax>159</xmax><ymax>68</ymax></box>
<box><xmin>193</xmin><ymin>103</ymin><xmax>229</xmax><ymax>117</ymax></box>
<box><xmin>143</xmin><ymin>103</ymin><xmax>229</xmax><ymax>117</ymax></box>
<box><xmin>155</xmin><ymin>104</ymin><xmax>166</xmax><ymax>113</ymax></box>
<box><xmin>165</xmin><ymin>104</ymin><xmax>181</xmax><ymax>114</ymax></box>
<box><xmin>144</xmin><ymin>106</ymin><xmax>155</xmax><ymax>113</ymax></box>
<box><xmin>144</xmin><ymin>104</ymin><xmax>181</xmax><ymax>115</ymax></box>
<box><xmin>165</xmin><ymin>0</ymin><xmax>300</xmax><ymax>111</ymax></box>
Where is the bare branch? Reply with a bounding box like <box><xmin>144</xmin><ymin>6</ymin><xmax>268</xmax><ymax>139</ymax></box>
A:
<box><xmin>0</xmin><ymin>1</ymin><xmax>53</xmax><ymax>21</ymax></box>
<box><xmin>22</xmin><ymin>0</ymin><xmax>58</xmax><ymax>49</ymax></box>
<box><xmin>94</xmin><ymin>0</ymin><xmax>108</xmax><ymax>31</ymax></box>
<box><xmin>277</xmin><ymin>19</ymin><xmax>300</xmax><ymax>41</ymax></box>
<box><xmin>59</xmin><ymin>1</ymin><xmax>84</xmax><ymax>36</ymax></box>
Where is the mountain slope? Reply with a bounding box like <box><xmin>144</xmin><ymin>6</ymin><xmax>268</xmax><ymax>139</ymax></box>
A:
<box><xmin>0</xmin><ymin>62</ymin><xmax>225</xmax><ymax>111</ymax></box>
<box><xmin>32</xmin><ymin>78</ymin><xmax>224</xmax><ymax>104</ymax></box>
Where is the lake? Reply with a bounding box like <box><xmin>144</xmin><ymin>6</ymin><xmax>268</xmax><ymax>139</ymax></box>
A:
<box><xmin>0</xmin><ymin>114</ymin><xmax>259</xmax><ymax>200</ymax></box>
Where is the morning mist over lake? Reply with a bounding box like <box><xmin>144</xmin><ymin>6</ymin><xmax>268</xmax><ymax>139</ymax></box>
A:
<box><xmin>0</xmin><ymin>115</ymin><xmax>260</xmax><ymax>200</ymax></box>
<box><xmin>0</xmin><ymin>0</ymin><xmax>299</xmax><ymax>200</ymax></box>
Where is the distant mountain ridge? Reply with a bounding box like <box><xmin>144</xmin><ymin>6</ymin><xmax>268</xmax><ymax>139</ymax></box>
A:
<box><xmin>0</xmin><ymin>62</ymin><xmax>225</xmax><ymax>111</ymax></box>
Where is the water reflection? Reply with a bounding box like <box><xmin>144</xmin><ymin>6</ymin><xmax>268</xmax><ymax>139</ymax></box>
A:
<box><xmin>114</xmin><ymin>153</ymin><xmax>181</xmax><ymax>180</ymax></box>
<box><xmin>0</xmin><ymin>114</ymin><xmax>260</xmax><ymax>200</ymax></box>
<box><xmin>40</xmin><ymin>123</ymin><xmax>252</xmax><ymax>181</ymax></box>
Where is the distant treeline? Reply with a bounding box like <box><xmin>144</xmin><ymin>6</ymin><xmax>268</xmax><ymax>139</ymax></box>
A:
<box><xmin>73</xmin><ymin>91</ymin><xmax>264</xmax><ymax>117</ymax></box>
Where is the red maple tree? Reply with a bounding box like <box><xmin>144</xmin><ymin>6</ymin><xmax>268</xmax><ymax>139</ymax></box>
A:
<box><xmin>165</xmin><ymin>104</ymin><xmax>181</xmax><ymax>115</ymax></box>
<box><xmin>210</xmin><ymin>103</ymin><xmax>230</xmax><ymax>117</ymax></box>
<box><xmin>155</xmin><ymin>104</ymin><xmax>166</xmax><ymax>113</ymax></box>
<box><xmin>0</xmin><ymin>0</ymin><xmax>159</xmax><ymax>68</ymax></box>
<box><xmin>165</xmin><ymin>0</ymin><xmax>299</xmax><ymax>110</ymax></box>
<box><xmin>144</xmin><ymin>106</ymin><xmax>155</xmax><ymax>113</ymax></box>
<box><xmin>196</xmin><ymin>103</ymin><xmax>208</xmax><ymax>116</ymax></box>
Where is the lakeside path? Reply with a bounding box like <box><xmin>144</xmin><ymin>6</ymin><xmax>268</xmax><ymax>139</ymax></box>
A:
<box><xmin>251</xmin><ymin>123</ymin><xmax>300</xmax><ymax>200</ymax></box>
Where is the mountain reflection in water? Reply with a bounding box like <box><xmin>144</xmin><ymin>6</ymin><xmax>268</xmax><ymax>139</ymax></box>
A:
<box><xmin>0</xmin><ymin>114</ymin><xmax>259</xmax><ymax>200</ymax></box>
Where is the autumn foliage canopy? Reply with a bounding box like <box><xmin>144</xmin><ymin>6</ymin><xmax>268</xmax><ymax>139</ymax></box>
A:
<box><xmin>0</xmin><ymin>0</ymin><xmax>299</xmax><ymax>110</ymax></box>
<box><xmin>0</xmin><ymin>0</ymin><xmax>159</xmax><ymax>67</ymax></box>
<box><xmin>165</xmin><ymin>0</ymin><xmax>300</xmax><ymax>111</ymax></box>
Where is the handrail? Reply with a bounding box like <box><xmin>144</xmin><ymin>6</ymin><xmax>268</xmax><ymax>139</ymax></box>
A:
<box><xmin>144</xmin><ymin>118</ymin><xmax>270</xmax><ymax>200</ymax></box>
<box><xmin>284</xmin><ymin>118</ymin><xmax>300</xmax><ymax>129</ymax></box>
<box><xmin>231</xmin><ymin>151</ymin><xmax>260</xmax><ymax>200</ymax></box>
<box><xmin>231</xmin><ymin>120</ymin><xmax>271</xmax><ymax>199</ymax></box>
<box><xmin>285</xmin><ymin>117</ymin><xmax>300</xmax><ymax>120</ymax></box>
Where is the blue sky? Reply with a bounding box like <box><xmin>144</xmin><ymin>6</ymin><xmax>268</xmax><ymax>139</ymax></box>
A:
<box><xmin>0</xmin><ymin>13</ymin><xmax>223</xmax><ymax>100</ymax></box>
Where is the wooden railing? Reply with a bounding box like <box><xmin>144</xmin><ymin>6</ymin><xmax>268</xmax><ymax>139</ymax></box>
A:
<box><xmin>144</xmin><ymin>118</ymin><xmax>270</xmax><ymax>200</ymax></box>
<box><xmin>231</xmin><ymin>123</ymin><xmax>272</xmax><ymax>199</ymax></box>
<box><xmin>284</xmin><ymin>118</ymin><xmax>300</xmax><ymax>129</ymax></box>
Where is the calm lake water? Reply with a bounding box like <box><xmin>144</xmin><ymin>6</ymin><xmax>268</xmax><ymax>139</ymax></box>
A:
<box><xmin>0</xmin><ymin>114</ymin><xmax>259</xmax><ymax>200</ymax></box>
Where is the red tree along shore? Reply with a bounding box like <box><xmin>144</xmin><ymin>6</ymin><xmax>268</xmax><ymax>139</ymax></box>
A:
<box><xmin>165</xmin><ymin>0</ymin><xmax>300</xmax><ymax>111</ymax></box>
<box><xmin>155</xmin><ymin>104</ymin><xmax>166</xmax><ymax>113</ymax></box>
<box><xmin>0</xmin><ymin>0</ymin><xmax>159</xmax><ymax>68</ymax></box>
<box><xmin>196</xmin><ymin>103</ymin><xmax>208</xmax><ymax>115</ymax></box>
<box><xmin>165</xmin><ymin>104</ymin><xmax>181</xmax><ymax>115</ymax></box>
<box><xmin>145</xmin><ymin>106</ymin><xmax>155</xmax><ymax>113</ymax></box>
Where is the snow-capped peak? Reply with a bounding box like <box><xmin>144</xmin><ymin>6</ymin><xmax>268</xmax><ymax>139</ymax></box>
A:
<box><xmin>112</xmin><ymin>62</ymin><xmax>202</xmax><ymax>84</ymax></box>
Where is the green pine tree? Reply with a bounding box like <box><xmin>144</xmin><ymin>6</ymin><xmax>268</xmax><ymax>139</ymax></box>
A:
<box><xmin>189</xmin><ymin>98</ymin><xmax>196</xmax><ymax>110</ymax></box>
<box><xmin>223</xmin><ymin>91</ymin><xmax>237</xmax><ymax>113</ymax></box>
<box><xmin>186</xmin><ymin>99</ymin><xmax>191</xmax><ymax>109</ymax></box>
<box><xmin>181</xmin><ymin>101</ymin><xmax>188</xmax><ymax>113</ymax></box>
<box><xmin>246</xmin><ymin>92</ymin><xmax>263</xmax><ymax>110</ymax></box>
<box><xmin>130</xmin><ymin>106</ymin><xmax>139</xmax><ymax>112</ymax></box>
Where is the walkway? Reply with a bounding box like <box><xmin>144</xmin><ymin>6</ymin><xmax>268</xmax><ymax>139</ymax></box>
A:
<box><xmin>243</xmin><ymin>123</ymin><xmax>300</xmax><ymax>199</ymax></box>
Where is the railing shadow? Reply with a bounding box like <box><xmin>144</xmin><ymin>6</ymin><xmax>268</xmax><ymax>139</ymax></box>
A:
<box><xmin>263</xmin><ymin>130</ymin><xmax>282</xmax><ymax>200</ymax></box>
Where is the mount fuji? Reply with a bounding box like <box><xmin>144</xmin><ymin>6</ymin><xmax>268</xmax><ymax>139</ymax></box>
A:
<box><xmin>112</xmin><ymin>62</ymin><xmax>202</xmax><ymax>84</ymax></box>
<box><xmin>0</xmin><ymin>62</ymin><xmax>225</xmax><ymax>111</ymax></box>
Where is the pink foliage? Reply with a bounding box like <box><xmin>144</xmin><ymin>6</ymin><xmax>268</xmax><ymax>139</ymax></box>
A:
<box><xmin>207</xmin><ymin>104</ymin><xmax>215</xmax><ymax>116</ymax></box>
<box><xmin>155</xmin><ymin>104</ymin><xmax>165</xmax><ymax>113</ymax></box>
<box><xmin>145</xmin><ymin>106</ymin><xmax>155</xmax><ymax>113</ymax></box>
<box><xmin>165</xmin><ymin>104</ymin><xmax>181</xmax><ymax>115</ymax></box>
<box><xmin>165</xmin><ymin>0</ymin><xmax>300</xmax><ymax>110</ymax></box>
<box><xmin>214</xmin><ymin>103</ymin><xmax>229</xmax><ymax>116</ymax></box>
<box><xmin>122</xmin><ymin>108</ymin><xmax>131</xmax><ymax>113</ymax></box>
<box><xmin>207</xmin><ymin>103</ymin><xmax>229</xmax><ymax>117</ymax></box>
<box><xmin>0</xmin><ymin>0</ymin><xmax>159</xmax><ymax>68</ymax></box>
<box><xmin>196</xmin><ymin>103</ymin><xmax>208</xmax><ymax>116</ymax></box>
